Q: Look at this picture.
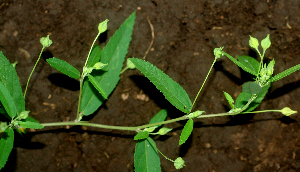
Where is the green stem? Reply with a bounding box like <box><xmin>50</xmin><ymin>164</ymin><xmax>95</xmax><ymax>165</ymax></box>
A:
<box><xmin>120</xmin><ymin>66</ymin><xmax>129</xmax><ymax>74</ymax></box>
<box><xmin>83</xmin><ymin>32</ymin><xmax>101</xmax><ymax>68</ymax></box>
<box><xmin>255</xmin><ymin>49</ymin><xmax>264</xmax><ymax>82</ymax></box>
<box><xmin>42</xmin><ymin>116</ymin><xmax>188</xmax><ymax>131</ymax></box>
<box><xmin>24</xmin><ymin>47</ymin><xmax>45</xmax><ymax>99</ymax></box>
<box><xmin>146</xmin><ymin>137</ymin><xmax>175</xmax><ymax>163</ymax></box>
<box><xmin>241</xmin><ymin>109</ymin><xmax>281</xmax><ymax>114</ymax></box>
<box><xmin>192</xmin><ymin>57</ymin><xmax>217</xmax><ymax>109</ymax></box>
<box><xmin>76</xmin><ymin>79</ymin><xmax>84</xmax><ymax>121</ymax></box>
<box><xmin>76</xmin><ymin>32</ymin><xmax>101</xmax><ymax>121</ymax></box>
<box><xmin>41</xmin><ymin>107</ymin><xmax>283</xmax><ymax>132</ymax></box>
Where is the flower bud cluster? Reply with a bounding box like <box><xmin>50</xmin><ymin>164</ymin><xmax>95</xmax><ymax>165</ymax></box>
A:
<box><xmin>258</xmin><ymin>59</ymin><xmax>275</xmax><ymax>87</ymax></box>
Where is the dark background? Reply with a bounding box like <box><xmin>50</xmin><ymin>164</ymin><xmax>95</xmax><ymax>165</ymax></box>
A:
<box><xmin>1</xmin><ymin>0</ymin><xmax>300</xmax><ymax>171</ymax></box>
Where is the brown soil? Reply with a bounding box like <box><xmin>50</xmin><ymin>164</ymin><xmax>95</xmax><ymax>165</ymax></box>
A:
<box><xmin>1</xmin><ymin>0</ymin><xmax>300</xmax><ymax>171</ymax></box>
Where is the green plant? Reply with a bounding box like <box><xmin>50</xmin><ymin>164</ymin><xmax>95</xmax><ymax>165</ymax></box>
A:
<box><xmin>0</xmin><ymin>11</ymin><xmax>298</xmax><ymax>171</ymax></box>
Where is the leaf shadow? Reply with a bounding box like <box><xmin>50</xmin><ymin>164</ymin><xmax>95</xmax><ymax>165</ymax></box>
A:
<box><xmin>130</xmin><ymin>75</ymin><xmax>185</xmax><ymax>121</ymax></box>
<box><xmin>179</xmin><ymin>132</ymin><xmax>193</xmax><ymax>157</ymax></box>
<box><xmin>2</xmin><ymin>148</ymin><xmax>17</xmax><ymax>172</ymax></box>
<box><xmin>47</xmin><ymin>73</ymin><xmax>80</xmax><ymax>91</ymax></box>
<box><xmin>267</xmin><ymin>80</ymin><xmax>300</xmax><ymax>99</ymax></box>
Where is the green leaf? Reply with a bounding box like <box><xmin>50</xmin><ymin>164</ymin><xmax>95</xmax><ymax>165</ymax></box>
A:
<box><xmin>236</xmin><ymin>84</ymin><xmax>270</xmax><ymax>112</ymax></box>
<box><xmin>222</xmin><ymin>52</ymin><xmax>257</xmax><ymax>76</ymax></box>
<box><xmin>19</xmin><ymin>121</ymin><xmax>44</xmax><ymax>129</ymax></box>
<box><xmin>134</xmin><ymin>137</ymin><xmax>161</xmax><ymax>172</ymax></box>
<box><xmin>0</xmin><ymin>51</ymin><xmax>25</xmax><ymax>116</ymax></box>
<box><xmin>235</xmin><ymin>92</ymin><xmax>251</xmax><ymax>109</ymax></box>
<box><xmin>134</xmin><ymin>131</ymin><xmax>149</xmax><ymax>140</ymax></box>
<box><xmin>23</xmin><ymin>117</ymin><xmax>39</xmax><ymax>123</ymax></box>
<box><xmin>242</xmin><ymin>82</ymin><xmax>262</xmax><ymax>95</ymax></box>
<box><xmin>0</xmin><ymin>128</ymin><xmax>14</xmax><ymax>170</ymax></box>
<box><xmin>149</xmin><ymin>109</ymin><xmax>167</xmax><ymax>127</ymax></box>
<box><xmin>223</xmin><ymin>91</ymin><xmax>235</xmax><ymax>108</ymax></box>
<box><xmin>179</xmin><ymin>119</ymin><xmax>193</xmax><ymax>145</ymax></box>
<box><xmin>87</xmin><ymin>45</ymin><xmax>101</xmax><ymax>67</ymax></box>
<box><xmin>46</xmin><ymin>57</ymin><xmax>80</xmax><ymax>79</ymax></box>
<box><xmin>80</xmin><ymin>12</ymin><xmax>135</xmax><ymax>116</ymax></box>
<box><xmin>0</xmin><ymin>82</ymin><xmax>17</xmax><ymax>118</ymax></box>
<box><xmin>88</xmin><ymin>75</ymin><xmax>107</xmax><ymax>99</ymax></box>
<box><xmin>237</xmin><ymin>56</ymin><xmax>260</xmax><ymax>76</ymax></box>
<box><xmin>130</xmin><ymin>58</ymin><xmax>192</xmax><ymax>113</ymax></box>
<box><xmin>269</xmin><ymin>64</ymin><xmax>300</xmax><ymax>83</ymax></box>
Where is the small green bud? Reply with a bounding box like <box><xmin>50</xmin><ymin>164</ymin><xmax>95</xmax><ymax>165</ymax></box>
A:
<box><xmin>12</xmin><ymin>61</ymin><xmax>18</xmax><ymax>68</ymax></box>
<box><xmin>260</xmin><ymin>64</ymin><xmax>267</xmax><ymax>76</ymax></box>
<box><xmin>143</xmin><ymin>126</ymin><xmax>157</xmax><ymax>133</ymax></box>
<box><xmin>187</xmin><ymin>110</ymin><xmax>205</xmax><ymax>119</ymax></box>
<box><xmin>266</xmin><ymin>59</ymin><xmax>275</xmax><ymax>76</ymax></box>
<box><xmin>40</xmin><ymin>35</ymin><xmax>53</xmax><ymax>48</ymax></box>
<box><xmin>0</xmin><ymin>122</ymin><xmax>8</xmax><ymax>132</ymax></box>
<box><xmin>281</xmin><ymin>107</ymin><xmax>297</xmax><ymax>116</ymax></box>
<box><xmin>213</xmin><ymin>47</ymin><xmax>224</xmax><ymax>59</ymax></box>
<box><xmin>98</xmin><ymin>19</ymin><xmax>109</xmax><ymax>34</ymax></box>
<box><xmin>174</xmin><ymin>157</ymin><xmax>185</xmax><ymax>169</ymax></box>
<box><xmin>12</xmin><ymin>120</ymin><xmax>19</xmax><ymax>127</ymax></box>
<box><xmin>261</xmin><ymin>34</ymin><xmax>271</xmax><ymax>51</ymax></box>
<box><xmin>93</xmin><ymin>62</ymin><xmax>108</xmax><ymax>70</ymax></box>
<box><xmin>127</xmin><ymin>59</ymin><xmax>136</xmax><ymax>69</ymax></box>
<box><xmin>83</xmin><ymin>67</ymin><xmax>94</xmax><ymax>75</ymax></box>
<box><xmin>19</xmin><ymin>110</ymin><xmax>30</xmax><ymax>119</ymax></box>
<box><xmin>156</xmin><ymin>127</ymin><xmax>172</xmax><ymax>135</ymax></box>
<box><xmin>249</xmin><ymin>35</ymin><xmax>259</xmax><ymax>50</ymax></box>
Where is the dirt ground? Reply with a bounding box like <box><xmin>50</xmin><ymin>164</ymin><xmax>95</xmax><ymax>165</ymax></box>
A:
<box><xmin>1</xmin><ymin>0</ymin><xmax>300</xmax><ymax>171</ymax></box>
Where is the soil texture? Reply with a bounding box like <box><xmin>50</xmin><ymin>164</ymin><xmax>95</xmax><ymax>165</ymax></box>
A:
<box><xmin>1</xmin><ymin>0</ymin><xmax>300</xmax><ymax>171</ymax></box>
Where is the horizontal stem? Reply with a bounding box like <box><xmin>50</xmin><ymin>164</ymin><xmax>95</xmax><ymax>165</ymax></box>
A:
<box><xmin>41</xmin><ymin>109</ymin><xmax>282</xmax><ymax>132</ymax></box>
<box><xmin>241</xmin><ymin>109</ymin><xmax>281</xmax><ymax>114</ymax></box>
<box><xmin>41</xmin><ymin>116</ymin><xmax>187</xmax><ymax>131</ymax></box>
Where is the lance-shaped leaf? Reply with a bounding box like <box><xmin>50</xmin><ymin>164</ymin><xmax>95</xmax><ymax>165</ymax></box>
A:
<box><xmin>269</xmin><ymin>64</ymin><xmax>300</xmax><ymax>83</ymax></box>
<box><xmin>0</xmin><ymin>128</ymin><xmax>14</xmax><ymax>170</ymax></box>
<box><xmin>23</xmin><ymin>117</ymin><xmax>39</xmax><ymax>123</ymax></box>
<box><xmin>47</xmin><ymin>57</ymin><xmax>80</xmax><ymax>79</ymax></box>
<box><xmin>222</xmin><ymin>51</ymin><xmax>257</xmax><ymax>76</ymax></box>
<box><xmin>223</xmin><ymin>91</ymin><xmax>235</xmax><ymax>108</ymax></box>
<box><xmin>179</xmin><ymin>118</ymin><xmax>193</xmax><ymax>145</ymax></box>
<box><xmin>237</xmin><ymin>56</ymin><xmax>260</xmax><ymax>76</ymax></box>
<box><xmin>134</xmin><ymin>138</ymin><xmax>161</xmax><ymax>172</ymax></box>
<box><xmin>87</xmin><ymin>45</ymin><xmax>102</xmax><ymax>67</ymax></box>
<box><xmin>0</xmin><ymin>82</ymin><xmax>16</xmax><ymax>118</ymax></box>
<box><xmin>80</xmin><ymin>12</ymin><xmax>135</xmax><ymax>116</ymax></box>
<box><xmin>19</xmin><ymin>121</ymin><xmax>44</xmax><ymax>129</ymax></box>
<box><xmin>0</xmin><ymin>51</ymin><xmax>25</xmax><ymax>116</ymax></box>
<box><xmin>130</xmin><ymin>58</ymin><xmax>192</xmax><ymax>113</ymax></box>
<box><xmin>88</xmin><ymin>75</ymin><xmax>107</xmax><ymax>99</ymax></box>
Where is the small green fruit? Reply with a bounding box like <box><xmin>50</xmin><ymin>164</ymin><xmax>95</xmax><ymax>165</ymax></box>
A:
<box><xmin>98</xmin><ymin>19</ymin><xmax>109</xmax><ymax>34</ymax></box>
<box><xmin>281</xmin><ymin>107</ymin><xmax>297</xmax><ymax>116</ymax></box>
<box><xmin>261</xmin><ymin>34</ymin><xmax>271</xmax><ymax>51</ymax></box>
<box><xmin>174</xmin><ymin>157</ymin><xmax>185</xmax><ymax>169</ymax></box>
<box><xmin>213</xmin><ymin>47</ymin><xmax>224</xmax><ymax>59</ymax></box>
<box><xmin>249</xmin><ymin>35</ymin><xmax>259</xmax><ymax>50</ymax></box>
<box><xmin>40</xmin><ymin>35</ymin><xmax>52</xmax><ymax>48</ymax></box>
